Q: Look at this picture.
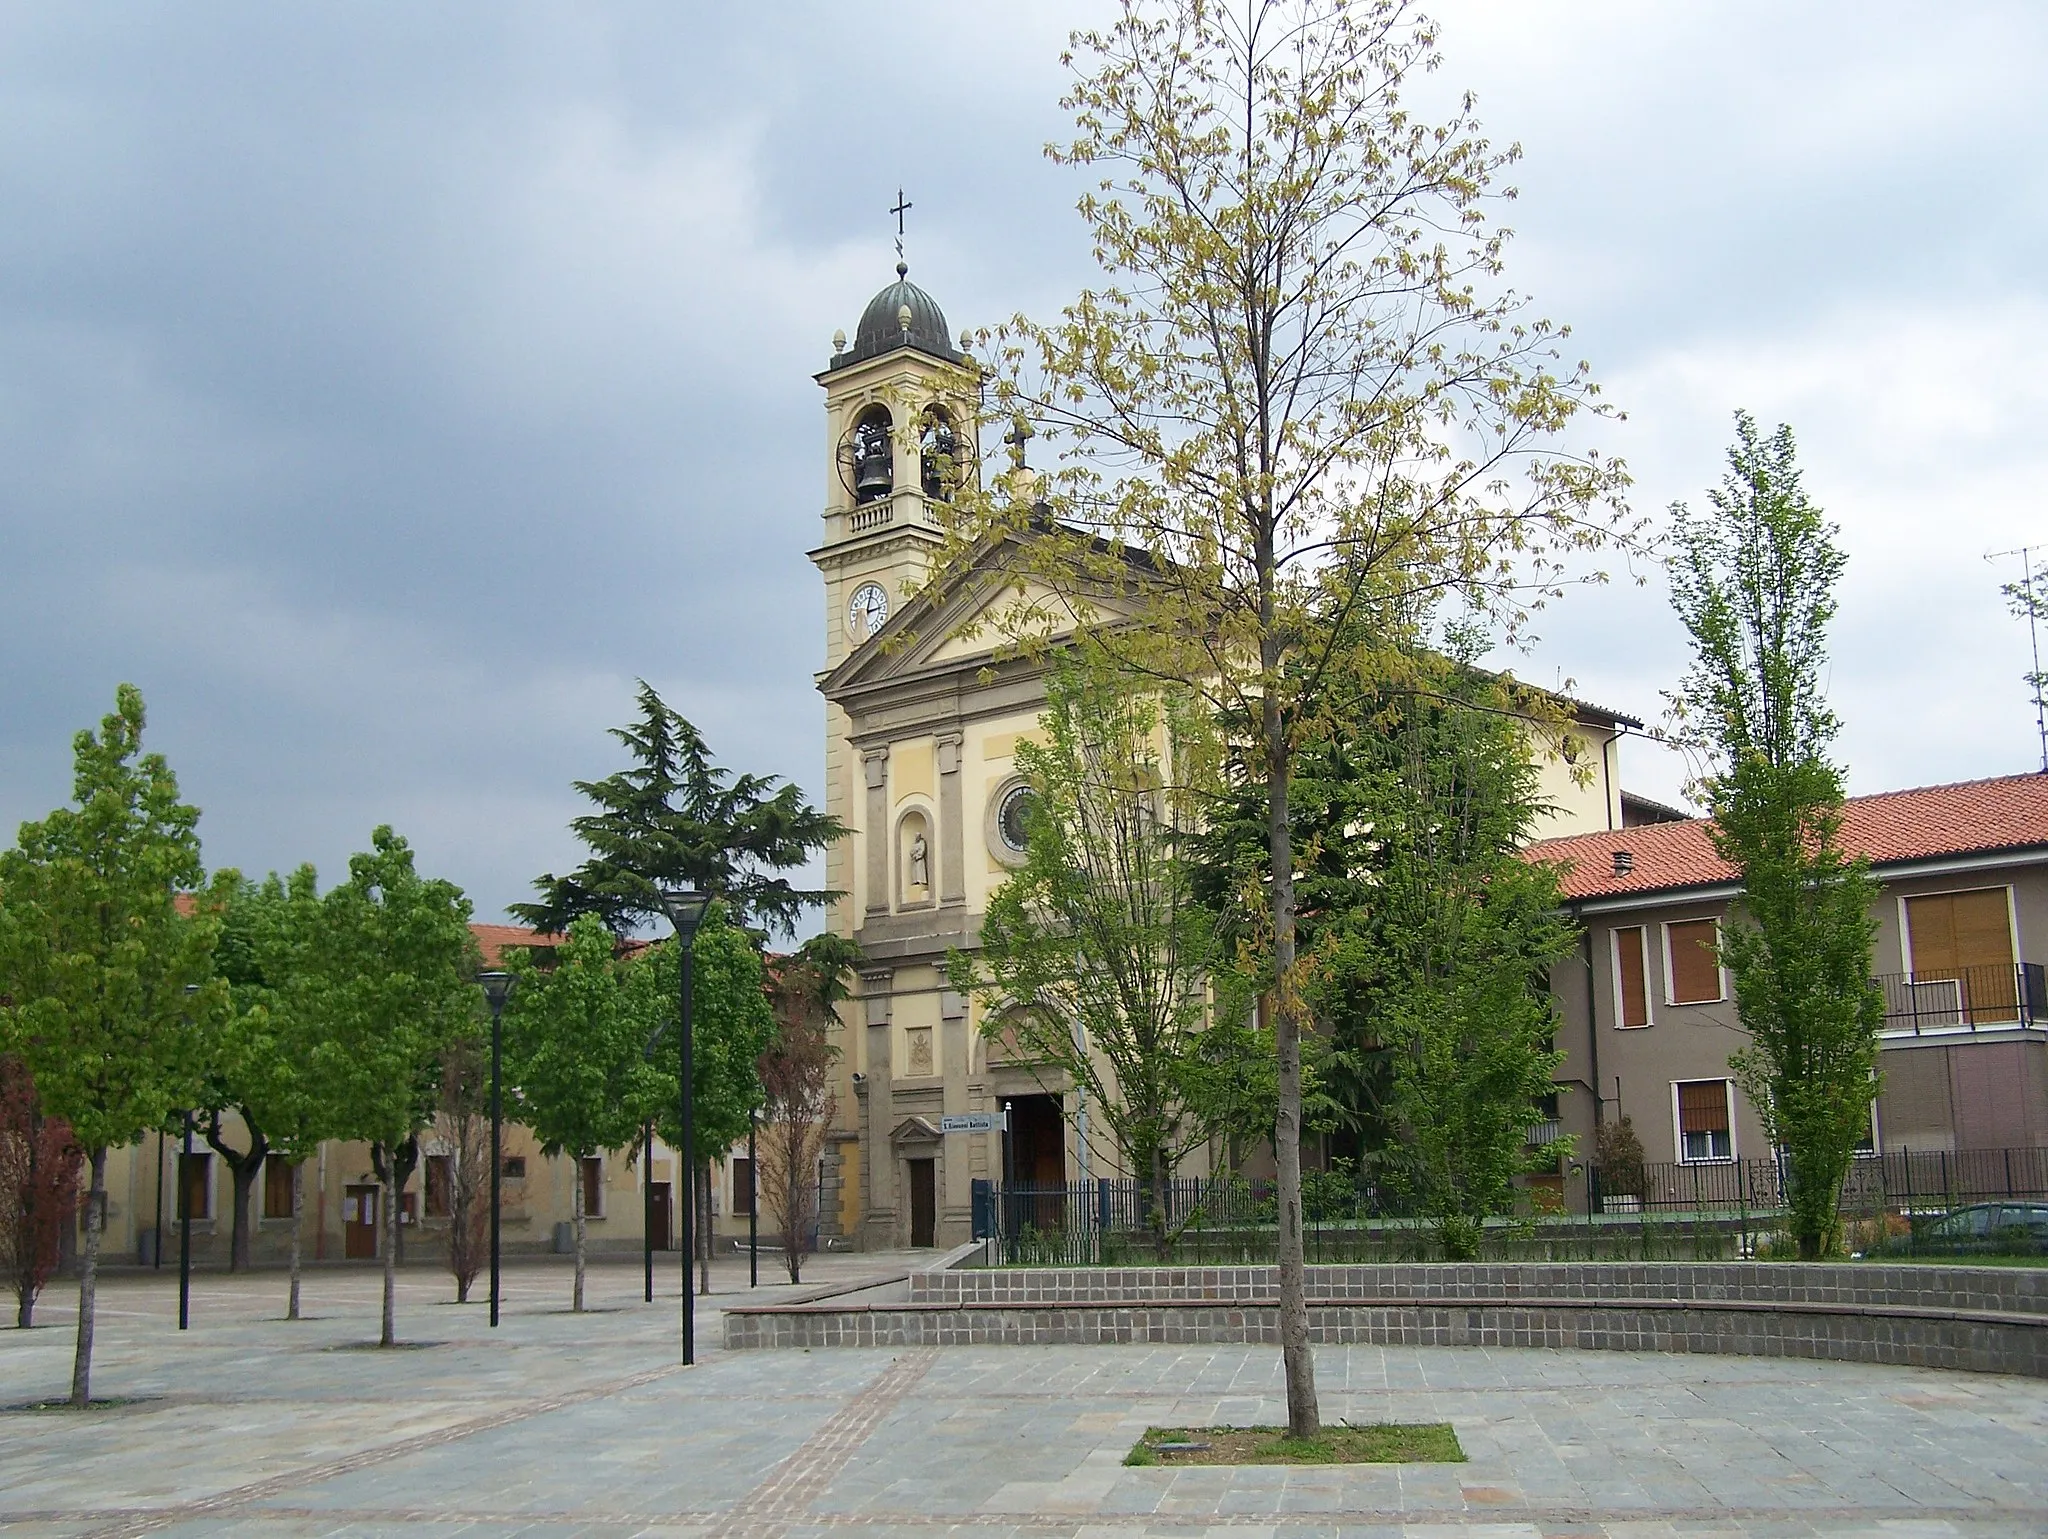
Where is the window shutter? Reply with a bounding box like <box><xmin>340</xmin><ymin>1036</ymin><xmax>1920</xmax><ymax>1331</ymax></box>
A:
<box><xmin>1677</xmin><ymin>1080</ymin><xmax>1730</xmax><ymax>1134</ymax></box>
<box><xmin>1666</xmin><ymin>919</ymin><xmax>1721</xmax><ymax>1004</ymax></box>
<box><xmin>1615</xmin><ymin>927</ymin><xmax>1649</xmax><ymax>1027</ymax></box>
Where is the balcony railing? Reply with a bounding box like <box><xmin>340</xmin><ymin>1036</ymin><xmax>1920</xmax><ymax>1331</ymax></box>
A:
<box><xmin>1876</xmin><ymin>962</ymin><xmax>2045</xmax><ymax>1035</ymax></box>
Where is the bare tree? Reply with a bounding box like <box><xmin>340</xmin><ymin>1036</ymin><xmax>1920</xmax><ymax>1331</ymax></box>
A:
<box><xmin>436</xmin><ymin>1044</ymin><xmax>493</xmax><ymax>1304</ymax></box>
<box><xmin>760</xmin><ymin>936</ymin><xmax>859</xmax><ymax>1283</ymax></box>
<box><xmin>0</xmin><ymin>1056</ymin><xmax>83</xmax><ymax>1328</ymax></box>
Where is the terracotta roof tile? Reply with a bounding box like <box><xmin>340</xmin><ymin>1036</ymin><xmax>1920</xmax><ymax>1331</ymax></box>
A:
<box><xmin>1528</xmin><ymin>771</ymin><xmax>2048</xmax><ymax>902</ymax></box>
<box><xmin>470</xmin><ymin>922</ymin><xmax>563</xmax><ymax>967</ymax></box>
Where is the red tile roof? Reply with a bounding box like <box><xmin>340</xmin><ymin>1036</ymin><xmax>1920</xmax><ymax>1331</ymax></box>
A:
<box><xmin>470</xmin><ymin>922</ymin><xmax>563</xmax><ymax>966</ymax></box>
<box><xmin>1528</xmin><ymin>772</ymin><xmax>2048</xmax><ymax>902</ymax></box>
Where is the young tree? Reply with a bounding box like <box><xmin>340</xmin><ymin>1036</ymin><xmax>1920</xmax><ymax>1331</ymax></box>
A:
<box><xmin>514</xmin><ymin>683</ymin><xmax>842</xmax><ymax>939</ymax></box>
<box><xmin>0</xmin><ymin>686</ymin><xmax>228</xmax><ymax>1403</ymax></box>
<box><xmin>951</xmin><ymin>665</ymin><xmax>1263</xmax><ymax>1254</ymax></box>
<box><xmin>927</xmin><ymin>0</ymin><xmax>1630</xmax><ymax>1433</ymax></box>
<box><xmin>0</xmin><ymin>1055</ymin><xmax>83</xmax><ymax>1328</ymax></box>
<box><xmin>434</xmin><ymin>1038</ymin><xmax>493</xmax><ymax>1305</ymax></box>
<box><xmin>640</xmin><ymin>904</ymin><xmax>776</xmax><ymax>1294</ymax></box>
<box><xmin>299</xmin><ymin>828</ymin><xmax>479</xmax><ymax>1344</ymax></box>
<box><xmin>1669</xmin><ymin>412</ymin><xmax>1882</xmax><ymax>1259</ymax></box>
<box><xmin>760</xmin><ymin>933</ymin><xmax>861</xmax><ymax>1282</ymax></box>
<box><xmin>200</xmin><ymin>872</ymin><xmax>337</xmax><ymax>1299</ymax></box>
<box><xmin>503</xmin><ymin>915</ymin><xmax>664</xmax><ymax>1311</ymax></box>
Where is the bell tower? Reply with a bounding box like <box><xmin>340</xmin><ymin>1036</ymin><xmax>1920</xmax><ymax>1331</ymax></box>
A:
<box><xmin>810</xmin><ymin>262</ymin><xmax>978</xmax><ymax>936</ymax></box>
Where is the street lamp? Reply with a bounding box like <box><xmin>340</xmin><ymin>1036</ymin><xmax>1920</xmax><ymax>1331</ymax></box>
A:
<box><xmin>477</xmin><ymin>970</ymin><xmax>516</xmax><ymax>1329</ymax></box>
<box><xmin>179</xmin><ymin>983</ymin><xmax>201</xmax><ymax>1331</ymax></box>
<box><xmin>655</xmin><ymin>887</ymin><xmax>712</xmax><ymax>1364</ymax></box>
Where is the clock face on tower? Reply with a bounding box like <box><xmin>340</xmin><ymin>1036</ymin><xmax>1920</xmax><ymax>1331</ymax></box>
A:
<box><xmin>847</xmin><ymin>581</ymin><xmax>890</xmax><ymax>642</ymax></box>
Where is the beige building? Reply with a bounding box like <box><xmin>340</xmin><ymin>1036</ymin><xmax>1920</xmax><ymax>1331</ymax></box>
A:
<box><xmin>807</xmin><ymin>264</ymin><xmax>1639</xmax><ymax>1252</ymax></box>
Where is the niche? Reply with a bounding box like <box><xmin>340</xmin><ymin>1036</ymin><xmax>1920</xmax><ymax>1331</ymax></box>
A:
<box><xmin>897</xmin><ymin>808</ymin><xmax>934</xmax><ymax>909</ymax></box>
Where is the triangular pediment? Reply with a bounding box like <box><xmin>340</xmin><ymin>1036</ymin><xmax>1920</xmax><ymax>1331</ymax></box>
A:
<box><xmin>890</xmin><ymin>1116</ymin><xmax>943</xmax><ymax>1146</ymax></box>
<box><xmin>822</xmin><ymin>529</ymin><xmax>1139</xmax><ymax>700</ymax></box>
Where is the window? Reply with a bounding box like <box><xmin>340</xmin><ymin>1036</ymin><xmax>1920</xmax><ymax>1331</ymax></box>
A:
<box><xmin>1676</xmin><ymin>1079</ymin><xmax>1734</xmax><ymax>1163</ymax></box>
<box><xmin>1664</xmin><ymin>918</ymin><xmax>1723</xmax><ymax>1005</ymax></box>
<box><xmin>1905</xmin><ymin>888</ymin><xmax>2019</xmax><ymax>1025</ymax></box>
<box><xmin>1613</xmin><ymin>926</ymin><xmax>1651</xmax><ymax>1028</ymax></box>
<box><xmin>580</xmin><ymin>1156</ymin><xmax>605</xmax><ymax>1218</ymax></box>
<box><xmin>263</xmin><ymin>1154</ymin><xmax>296</xmax><ymax>1219</ymax></box>
<box><xmin>178</xmin><ymin>1151</ymin><xmax>213</xmax><ymax>1220</ymax></box>
<box><xmin>732</xmin><ymin>1157</ymin><xmax>755</xmax><ymax>1217</ymax></box>
<box><xmin>424</xmin><ymin>1154</ymin><xmax>453</xmax><ymax>1219</ymax></box>
<box><xmin>501</xmin><ymin>1155</ymin><xmax>526</xmax><ymax>1180</ymax></box>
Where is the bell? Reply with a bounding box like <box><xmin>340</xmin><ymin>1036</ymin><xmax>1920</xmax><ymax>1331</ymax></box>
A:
<box><xmin>855</xmin><ymin>452</ymin><xmax>893</xmax><ymax>502</ymax></box>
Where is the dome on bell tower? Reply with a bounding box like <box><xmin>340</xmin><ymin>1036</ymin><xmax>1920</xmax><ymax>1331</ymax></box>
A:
<box><xmin>831</xmin><ymin>263</ymin><xmax>968</xmax><ymax>371</ymax></box>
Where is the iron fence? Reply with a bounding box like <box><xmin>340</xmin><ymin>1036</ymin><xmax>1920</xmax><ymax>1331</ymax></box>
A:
<box><xmin>1876</xmin><ymin>962</ymin><xmax>2045</xmax><ymax>1034</ymax></box>
<box><xmin>971</xmin><ymin>1146</ymin><xmax>2048</xmax><ymax>1265</ymax></box>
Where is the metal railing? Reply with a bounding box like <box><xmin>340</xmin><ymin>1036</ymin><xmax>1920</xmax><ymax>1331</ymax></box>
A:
<box><xmin>971</xmin><ymin>1147</ymin><xmax>2048</xmax><ymax>1265</ymax></box>
<box><xmin>1877</xmin><ymin>962</ymin><xmax>2044</xmax><ymax>1034</ymax></box>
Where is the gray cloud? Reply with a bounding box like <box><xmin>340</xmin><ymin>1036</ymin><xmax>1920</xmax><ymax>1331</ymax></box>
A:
<box><xmin>2</xmin><ymin>2</ymin><xmax>2042</xmax><ymax>920</ymax></box>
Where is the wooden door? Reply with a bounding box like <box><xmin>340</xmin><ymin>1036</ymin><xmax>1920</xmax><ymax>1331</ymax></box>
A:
<box><xmin>344</xmin><ymin>1184</ymin><xmax>379</xmax><ymax>1259</ymax></box>
<box><xmin>650</xmin><ymin>1182</ymin><xmax>673</xmax><ymax>1251</ymax></box>
<box><xmin>908</xmin><ymin>1159</ymin><xmax>936</xmax><ymax>1248</ymax></box>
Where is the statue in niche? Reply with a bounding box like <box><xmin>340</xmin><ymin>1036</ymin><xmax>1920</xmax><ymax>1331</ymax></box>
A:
<box><xmin>908</xmin><ymin>830</ymin><xmax>929</xmax><ymax>891</ymax></box>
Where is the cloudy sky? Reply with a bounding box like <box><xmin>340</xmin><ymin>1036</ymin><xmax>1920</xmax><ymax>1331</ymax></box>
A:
<box><xmin>2</xmin><ymin>2</ymin><xmax>2044</xmax><ymax>926</ymax></box>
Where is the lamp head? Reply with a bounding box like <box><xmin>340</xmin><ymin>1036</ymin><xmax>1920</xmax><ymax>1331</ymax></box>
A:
<box><xmin>656</xmin><ymin>886</ymin><xmax>713</xmax><ymax>940</ymax></box>
<box><xmin>477</xmin><ymin>970</ymin><xmax>516</xmax><ymax>1010</ymax></box>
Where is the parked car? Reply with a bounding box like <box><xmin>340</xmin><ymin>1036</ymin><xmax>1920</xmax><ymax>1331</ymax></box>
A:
<box><xmin>1896</xmin><ymin>1201</ymin><xmax>2048</xmax><ymax>1256</ymax></box>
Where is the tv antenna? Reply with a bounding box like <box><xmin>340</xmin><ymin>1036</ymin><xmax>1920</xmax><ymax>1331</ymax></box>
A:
<box><xmin>1988</xmin><ymin>545</ymin><xmax>2048</xmax><ymax>773</ymax></box>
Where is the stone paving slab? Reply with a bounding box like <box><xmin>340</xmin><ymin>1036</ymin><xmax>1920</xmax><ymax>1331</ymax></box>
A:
<box><xmin>4</xmin><ymin>1259</ymin><xmax>2048</xmax><ymax>1537</ymax></box>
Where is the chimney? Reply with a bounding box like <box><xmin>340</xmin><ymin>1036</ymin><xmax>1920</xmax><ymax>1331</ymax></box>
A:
<box><xmin>1611</xmin><ymin>849</ymin><xmax>1634</xmax><ymax>878</ymax></box>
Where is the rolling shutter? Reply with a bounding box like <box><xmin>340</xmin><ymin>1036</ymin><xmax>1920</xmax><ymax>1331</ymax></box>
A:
<box><xmin>1614</xmin><ymin>926</ymin><xmax>1650</xmax><ymax>1028</ymax></box>
<box><xmin>1666</xmin><ymin>919</ymin><xmax>1722</xmax><ymax>1004</ymax></box>
<box><xmin>1677</xmin><ymin>1079</ymin><xmax>1730</xmax><ymax>1134</ymax></box>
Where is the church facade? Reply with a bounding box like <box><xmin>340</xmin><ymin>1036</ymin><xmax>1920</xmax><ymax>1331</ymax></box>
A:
<box><xmin>807</xmin><ymin>266</ymin><xmax>1637</xmax><ymax>1252</ymax></box>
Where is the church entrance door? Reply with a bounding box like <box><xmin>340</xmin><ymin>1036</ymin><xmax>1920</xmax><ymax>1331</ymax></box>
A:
<box><xmin>343</xmin><ymin>1184</ymin><xmax>379</xmax><ymax>1259</ymax></box>
<box><xmin>908</xmin><ymin>1159</ymin><xmax>936</xmax><ymax>1248</ymax></box>
<box><xmin>649</xmin><ymin>1181</ymin><xmax>673</xmax><ymax>1251</ymax></box>
<box><xmin>1005</xmin><ymin>1094</ymin><xmax>1067</xmax><ymax>1232</ymax></box>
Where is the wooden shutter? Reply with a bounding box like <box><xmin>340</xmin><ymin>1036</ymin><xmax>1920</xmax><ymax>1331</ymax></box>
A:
<box><xmin>424</xmin><ymin>1155</ymin><xmax>452</xmax><ymax>1218</ymax></box>
<box><xmin>732</xmin><ymin>1157</ymin><xmax>755</xmax><ymax>1217</ymax></box>
<box><xmin>1677</xmin><ymin>1079</ymin><xmax>1730</xmax><ymax>1134</ymax></box>
<box><xmin>1907</xmin><ymin>889</ymin><xmax>2014</xmax><ymax>976</ymax></box>
<box><xmin>263</xmin><ymin>1154</ymin><xmax>295</xmax><ymax>1219</ymax></box>
<box><xmin>179</xmin><ymin>1153</ymin><xmax>210</xmax><ymax>1220</ymax></box>
<box><xmin>1666</xmin><ymin>919</ymin><xmax>1722</xmax><ymax>1004</ymax></box>
<box><xmin>581</xmin><ymin>1156</ymin><xmax>603</xmax><ymax>1217</ymax></box>
<box><xmin>1614</xmin><ymin>926</ymin><xmax>1650</xmax><ymax>1027</ymax></box>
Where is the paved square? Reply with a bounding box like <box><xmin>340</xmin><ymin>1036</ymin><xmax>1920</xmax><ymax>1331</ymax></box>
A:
<box><xmin>4</xmin><ymin>1256</ymin><xmax>2046</xmax><ymax>1537</ymax></box>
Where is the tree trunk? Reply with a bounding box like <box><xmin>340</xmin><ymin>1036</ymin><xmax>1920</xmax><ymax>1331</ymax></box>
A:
<box><xmin>69</xmin><ymin>1147</ymin><xmax>105</xmax><ymax>1406</ymax></box>
<box><xmin>380</xmin><ymin>1161</ymin><xmax>397</xmax><ymax>1347</ymax></box>
<box><xmin>572</xmin><ymin>1156</ymin><xmax>587</xmax><ymax>1313</ymax></box>
<box><xmin>1266</xmin><ymin>690</ymin><xmax>1319</xmax><ymax>1439</ymax></box>
<box><xmin>287</xmin><ymin>1160</ymin><xmax>303</xmax><ymax>1321</ymax></box>
<box><xmin>230</xmin><ymin>1159</ymin><xmax>258</xmax><ymax>1273</ymax></box>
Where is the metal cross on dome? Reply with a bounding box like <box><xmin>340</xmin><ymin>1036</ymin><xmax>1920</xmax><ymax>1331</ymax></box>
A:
<box><xmin>890</xmin><ymin>189</ymin><xmax>913</xmax><ymax>262</ymax></box>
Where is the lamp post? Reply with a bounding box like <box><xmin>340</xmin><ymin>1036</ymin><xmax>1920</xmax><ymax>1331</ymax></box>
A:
<box><xmin>748</xmin><ymin>1104</ymin><xmax>759</xmax><ymax>1287</ymax></box>
<box><xmin>656</xmin><ymin>888</ymin><xmax>712</xmax><ymax>1365</ymax></box>
<box><xmin>477</xmin><ymin>970</ymin><xmax>516</xmax><ymax>1329</ymax></box>
<box><xmin>179</xmin><ymin>983</ymin><xmax>200</xmax><ymax>1330</ymax></box>
<box><xmin>642</xmin><ymin>1116</ymin><xmax>656</xmax><ymax>1303</ymax></box>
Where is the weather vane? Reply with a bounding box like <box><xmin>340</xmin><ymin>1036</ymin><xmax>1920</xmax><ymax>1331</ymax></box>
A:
<box><xmin>890</xmin><ymin>188</ymin><xmax>913</xmax><ymax>265</ymax></box>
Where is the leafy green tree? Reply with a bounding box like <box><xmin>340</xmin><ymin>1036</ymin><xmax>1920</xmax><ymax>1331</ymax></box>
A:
<box><xmin>504</xmin><ymin>915</ymin><xmax>666</xmax><ymax>1311</ymax></box>
<box><xmin>298</xmin><ymin>828</ymin><xmax>479</xmax><ymax>1344</ymax></box>
<box><xmin>0</xmin><ymin>685</ymin><xmax>229</xmax><ymax>1403</ymax></box>
<box><xmin>924</xmin><ymin>0</ymin><xmax>1631</xmax><ymax>1434</ymax></box>
<box><xmin>759</xmin><ymin>933</ymin><xmax>862</xmax><ymax>1282</ymax></box>
<box><xmin>951</xmin><ymin>666</ymin><xmax>1262</xmax><ymax>1254</ymax></box>
<box><xmin>640</xmin><ymin>904</ymin><xmax>775</xmax><ymax>1293</ymax></box>
<box><xmin>199</xmin><ymin>872</ymin><xmax>336</xmax><ymax>1309</ymax></box>
<box><xmin>1670</xmin><ymin>412</ymin><xmax>1883</xmax><ymax>1260</ymax></box>
<box><xmin>514</xmin><ymin>683</ymin><xmax>841</xmax><ymax>938</ymax></box>
<box><xmin>1194</xmin><ymin>648</ymin><xmax>1578</xmax><ymax>1255</ymax></box>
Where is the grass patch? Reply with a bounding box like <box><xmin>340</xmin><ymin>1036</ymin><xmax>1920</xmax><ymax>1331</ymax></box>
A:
<box><xmin>1124</xmin><ymin>1423</ymin><xmax>1465</xmax><ymax>1466</ymax></box>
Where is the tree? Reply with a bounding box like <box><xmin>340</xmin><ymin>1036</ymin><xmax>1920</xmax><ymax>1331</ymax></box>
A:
<box><xmin>926</xmin><ymin>0</ymin><xmax>1630</xmax><ymax>1433</ymax></box>
<box><xmin>201</xmin><ymin>872</ymin><xmax>337</xmax><ymax>1306</ymax></box>
<box><xmin>299</xmin><ymin>828</ymin><xmax>479</xmax><ymax>1344</ymax></box>
<box><xmin>760</xmin><ymin>933</ymin><xmax>861</xmax><ymax>1282</ymax></box>
<box><xmin>434</xmin><ymin>1037</ymin><xmax>493</xmax><ymax>1305</ymax></box>
<box><xmin>1194</xmin><ymin>645</ymin><xmax>1578</xmax><ymax>1254</ymax></box>
<box><xmin>0</xmin><ymin>686</ymin><xmax>228</xmax><ymax>1403</ymax></box>
<box><xmin>1669</xmin><ymin>412</ymin><xmax>1882</xmax><ymax>1260</ymax></box>
<box><xmin>513</xmin><ymin>683</ymin><xmax>842</xmax><ymax>939</ymax></box>
<box><xmin>641</xmin><ymin>904</ymin><xmax>775</xmax><ymax>1294</ymax></box>
<box><xmin>951</xmin><ymin>665</ymin><xmax>1263</xmax><ymax>1254</ymax></box>
<box><xmin>0</xmin><ymin>1055</ymin><xmax>83</xmax><ymax>1328</ymax></box>
<box><xmin>503</xmin><ymin>915</ymin><xmax>665</xmax><ymax>1311</ymax></box>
